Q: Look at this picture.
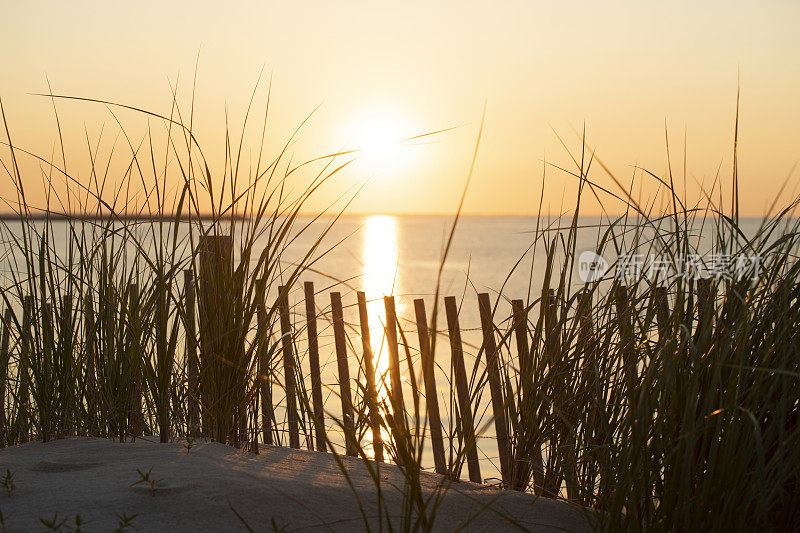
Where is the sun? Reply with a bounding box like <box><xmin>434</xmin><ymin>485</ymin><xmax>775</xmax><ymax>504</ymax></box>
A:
<box><xmin>344</xmin><ymin>107</ymin><xmax>413</xmax><ymax>174</ymax></box>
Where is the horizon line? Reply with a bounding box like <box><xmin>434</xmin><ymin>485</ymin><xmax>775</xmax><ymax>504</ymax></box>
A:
<box><xmin>0</xmin><ymin>211</ymin><xmax>776</xmax><ymax>221</ymax></box>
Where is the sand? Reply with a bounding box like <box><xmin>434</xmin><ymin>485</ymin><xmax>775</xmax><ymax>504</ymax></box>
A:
<box><xmin>0</xmin><ymin>437</ymin><xmax>592</xmax><ymax>532</ymax></box>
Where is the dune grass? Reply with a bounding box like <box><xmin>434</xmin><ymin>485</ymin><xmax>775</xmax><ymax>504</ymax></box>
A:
<box><xmin>0</xmin><ymin>83</ymin><xmax>352</xmax><ymax>450</ymax></box>
<box><xmin>0</xmin><ymin>87</ymin><xmax>798</xmax><ymax>532</ymax></box>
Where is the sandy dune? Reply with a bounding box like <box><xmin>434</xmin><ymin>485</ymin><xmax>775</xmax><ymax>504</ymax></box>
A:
<box><xmin>0</xmin><ymin>438</ymin><xmax>592</xmax><ymax>532</ymax></box>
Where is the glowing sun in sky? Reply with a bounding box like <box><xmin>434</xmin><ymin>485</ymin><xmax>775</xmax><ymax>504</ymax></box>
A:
<box><xmin>344</xmin><ymin>106</ymin><xmax>415</xmax><ymax>175</ymax></box>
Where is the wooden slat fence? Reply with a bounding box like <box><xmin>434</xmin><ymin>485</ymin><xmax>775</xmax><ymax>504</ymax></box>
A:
<box><xmin>1</xmin><ymin>262</ymin><xmax>723</xmax><ymax>494</ymax></box>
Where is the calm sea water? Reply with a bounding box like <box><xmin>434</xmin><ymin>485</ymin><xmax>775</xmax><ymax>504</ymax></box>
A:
<box><xmin>280</xmin><ymin>214</ymin><xmax>764</xmax><ymax>323</ymax></box>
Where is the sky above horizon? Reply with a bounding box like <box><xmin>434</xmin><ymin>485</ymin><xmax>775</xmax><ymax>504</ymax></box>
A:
<box><xmin>1</xmin><ymin>1</ymin><xmax>799</xmax><ymax>217</ymax></box>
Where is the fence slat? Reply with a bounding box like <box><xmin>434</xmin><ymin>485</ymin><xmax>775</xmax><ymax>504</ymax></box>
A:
<box><xmin>511</xmin><ymin>298</ymin><xmax>544</xmax><ymax>492</ymax></box>
<box><xmin>684</xmin><ymin>279</ymin><xmax>695</xmax><ymax>344</ymax></box>
<box><xmin>383</xmin><ymin>296</ymin><xmax>405</xmax><ymax>426</ymax></box>
<box><xmin>83</xmin><ymin>295</ymin><xmax>97</xmax><ymax>437</ymax></box>
<box><xmin>576</xmin><ymin>288</ymin><xmax>597</xmax><ymax>501</ymax></box>
<box><xmin>653</xmin><ymin>286</ymin><xmax>670</xmax><ymax>344</ymax></box>
<box><xmin>18</xmin><ymin>296</ymin><xmax>32</xmax><ymax>444</ymax></box>
<box><xmin>511</xmin><ymin>300</ymin><xmax>530</xmax><ymax>382</ymax></box>
<box><xmin>695</xmin><ymin>278</ymin><xmax>714</xmax><ymax>345</ymax></box>
<box><xmin>0</xmin><ymin>308</ymin><xmax>11</xmax><ymax>445</ymax></box>
<box><xmin>156</xmin><ymin>279</ymin><xmax>170</xmax><ymax>443</ymax></box>
<box><xmin>613</xmin><ymin>284</ymin><xmax>635</xmax><ymax>374</ymax></box>
<box><xmin>197</xmin><ymin>235</ymin><xmax>233</xmax><ymax>439</ymax></box>
<box><xmin>61</xmin><ymin>295</ymin><xmax>74</xmax><ymax>437</ymax></box>
<box><xmin>43</xmin><ymin>302</ymin><xmax>53</xmax><ymax>441</ymax></box>
<box><xmin>357</xmin><ymin>291</ymin><xmax>383</xmax><ymax>462</ymax></box>
<box><xmin>128</xmin><ymin>284</ymin><xmax>143</xmax><ymax>439</ymax></box>
<box><xmin>541</xmin><ymin>289</ymin><xmax>564</xmax><ymax>497</ymax></box>
<box><xmin>256</xmin><ymin>302</ymin><xmax>274</xmax><ymax>446</ymax></box>
<box><xmin>184</xmin><ymin>270</ymin><xmax>199</xmax><ymax>437</ymax></box>
<box><xmin>444</xmin><ymin>296</ymin><xmax>481</xmax><ymax>483</ymax></box>
<box><xmin>331</xmin><ymin>292</ymin><xmax>357</xmax><ymax>456</ymax></box>
<box><xmin>477</xmin><ymin>293</ymin><xmax>512</xmax><ymax>488</ymax></box>
<box><xmin>278</xmin><ymin>286</ymin><xmax>300</xmax><ymax>449</ymax></box>
<box><xmin>304</xmin><ymin>282</ymin><xmax>325</xmax><ymax>452</ymax></box>
<box><xmin>413</xmin><ymin>298</ymin><xmax>447</xmax><ymax>476</ymax></box>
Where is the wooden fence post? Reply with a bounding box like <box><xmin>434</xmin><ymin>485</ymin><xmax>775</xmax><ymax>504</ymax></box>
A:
<box><xmin>383</xmin><ymin>296</ymin><xmax>406</xmax><ymax>439</ymax></box>
<box><xmin>511</xmin><ymin>300</ymin><xmax>530</xmax><ymax>385</ymax></box>
<box><xmin>155</xmin><ymin>278</ymin><xmax>170</xmax><ymax>443</ymax></box>
<box><xmin>477</xmin><ymin>293</ymin><xmax>512</xmax><ymax>488</ymax></box>
<box><xmin>61</xmin><ymin>294</ymin><xmax>74</xmax><ymax>437</ymax></box>
<box><xmin>331</xmin><ymin>292</ymin><xmax>357</xmax><ymax>456</ymax></box>
<box><xmin>613</xmin><ymin>282</ymin><xmax>639</xmax><ymax>486</ymax></box>
<box><xmin>128</xmin><ymin>283</ymin><xmax>143</xmax><ymax>439</ymax></box>
<box><xmin>511</xmin><ymin>299</ymin><xmax>544</xmax><ymax>492</ymax></box>
<box><xmin>653</xmin><ymin>286</ymin><xmax>670</xmax><ymax>344</ymax></box>
<box><xmin>277</xmin><ymin>286</ymin><xmax>300</xmax><ymax>449</ymax></box>
<box><xmin>444</xmin><ymin>296</ymin><xmax>483</xmax><ymax>483</ymax></box>
<box><xmin>684</xmin><ymin>279</ymin><xmax>695</xmax><ymax>346</ymax></box>
<box><xmin>184</xmin><ymin>270</ymin><xmax>200</xmax><ymax>437</ymax></box>
<box><xmin>539</xmin><ymin>288</ymin><xmax>563</xmax><ymax>497</ymax></box>
<box><xmin>413</xmin><ymin>298</ymin><xmax>447</xmax><ymax>476</ymax></box>
<box><xmin>42</xmin><ymin>302</ymin><xmax>53</xmax><ymax>441</ymax></box>
<box><xmin>83</xmin><ymin>294</ymin><xmax>98</xmax><ymax>437</ymax></box>
<box><xmin>444</xmin><ymin>296</ymin><xmax>481</xmax><ymax>483</ymax></box>
<box><xmin>356</xmin><ymin>291</ymin><xmax>383</xmax><ymax>463</ymax></box>
<box><xmin>575</xmin><ymin>288</ymin><xmax>597</xmax><ymax>503</ymax></box>
<box><xmin>544</xmin><ymin>289</ymin><xmax>559</xmax><ymax>357</ymax></box>
<box><xmin>613</xmin><ymin>284</ymin><xmax>636</xmax><ymax>379</ymax></box>
<box><xmin>304</xmin><ymin>282</ymin><xmax>326</xmax><ymax>452</ymax></box>
<box><xmin>197</xmin><ymin>234</ymin><xmax>233</xmax><ymax>439</ymax></box>
<box><xmin>256</xmin><ymin>302</ymin><xmax>274</xmax><ymax>446</ymax></box>
<box><xmin>694</xmin><ymin>278</ymin><xmax>714</xmax><ymax>346</ymax></box>
<box><xmin>0</xmin><ymin>308</ymin><xmax>11</xmax><ymax>445</ymax></box>
<box><xmin>18</xmin><ymin>296</ymin><xmax>32</xmax><ymax>443</ymax></box>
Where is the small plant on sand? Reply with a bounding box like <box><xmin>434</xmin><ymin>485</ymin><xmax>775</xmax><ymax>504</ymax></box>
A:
<box><xmin>0</xmin><ymin>471</ymin><xmax>14</xmax><ymax>497</ymax></box>
<box><xmin>184</xmin><ymin>434</ymin><xmax>197</xmax><ymax>454</ymax></box>
<box><xmin>39</xmin><ymin>513</ymin><xmax>68</xmax><ymax>532</ymax></box>
<box><xmin>114</xmin><ymin>512</ymin><xmax>138</xmax><ymax>532</ymax></box>
<box><xmin>38</xmin><ymin>513</ymin><xmax>89</xmax><ymax>532</ymax></box>
<box><xmin>131</xmin><ymin>468</ymin><xmax>161</xmax><ymax>496</ymax></box>
<box><xmin>0</xmin><ymin>507</ymin><xmax>8</xmax><ymax>533</ymax></box>
<box><xmin>68</xmin><ymin>514</ymin><xmax>89</xmax><ymax>532</ymax></box>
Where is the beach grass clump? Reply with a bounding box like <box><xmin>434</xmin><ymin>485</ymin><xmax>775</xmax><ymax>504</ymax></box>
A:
<box><xmin>0</xmin><ymin>83</ymin><xmax>350</xmax><ymax>449</ymax></box>
<box><xmin>470</xmin><ymin>134</ymin><xmax>800</xmax><ymax>530</ymax></box>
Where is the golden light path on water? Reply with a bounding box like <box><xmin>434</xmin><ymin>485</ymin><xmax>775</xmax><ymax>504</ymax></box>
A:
<box><xmin>362</xmin><ymin>215</ymin><xmax>400</xmax><ymax>377</ymax></box>
<box><xmin>361</xmin><ymin>215</ymin><xmax>401</xmax><ymax>458</ymax></box>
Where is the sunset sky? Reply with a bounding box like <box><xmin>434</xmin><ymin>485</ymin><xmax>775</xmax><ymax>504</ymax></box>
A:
<box><xmin>2</xmin><ymin>1</ymin><xmax>799</xmax><ymax>216</ymax></box>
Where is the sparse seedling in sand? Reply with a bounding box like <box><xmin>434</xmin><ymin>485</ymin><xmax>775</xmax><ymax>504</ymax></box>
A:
<box><xmin>131</xmin><ymin>468</ymin><xmax>162</xmax><ymax>496</ymax></box>
<box><xmin>39</xmin><ymin>513</ymin><xmax>68</xmax><ymax>532</ymax></box>
<box><xmin>70</xmin><ymin>514</ymin><xmax>89</xmax><ymax>532</ymax></box>
<box><xmin>0</xmin><ymin>471</ymin><xmax>14</xmax><ymax>497</ymax></box>
<box><xmin>184</xmin><ymin>434</ymin><xmax>197</xmax><ymax>454</ymax></box>
<box><xmin>114</xmin><ymin>512</ymin><xmax>138</xmax><ymax>532</ymax></box>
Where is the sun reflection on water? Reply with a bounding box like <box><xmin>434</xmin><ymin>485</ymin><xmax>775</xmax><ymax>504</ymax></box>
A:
<box><xmin>361</xmin><ymin>215</ymin><xmax>401</xmax><ymax>459</ymax></box>
<box><xmin>362</xmin><ymin>215</ymin><xmax>401</xmax><ymax>377</ymax></box>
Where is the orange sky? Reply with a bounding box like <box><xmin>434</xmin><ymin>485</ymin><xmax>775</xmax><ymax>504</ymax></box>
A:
<box><xmin>1</xmin><ymin>1</ymin><xmax>799</xmax><ymax>216</ymax></box>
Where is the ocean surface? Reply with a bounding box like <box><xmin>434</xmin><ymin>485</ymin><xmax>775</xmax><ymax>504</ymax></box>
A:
<box><xmin>279</xmin><ymin>214</ymin><xmax>765</xmax><ymax>323</ymax></box>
